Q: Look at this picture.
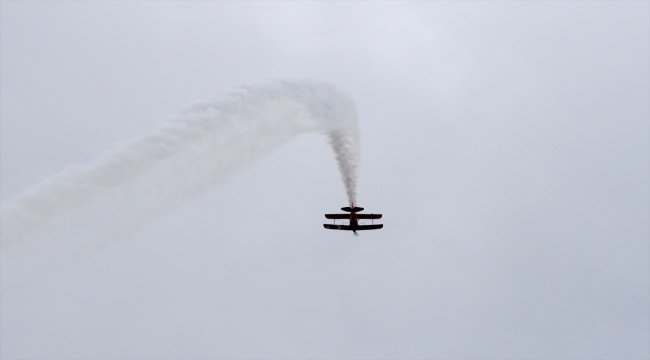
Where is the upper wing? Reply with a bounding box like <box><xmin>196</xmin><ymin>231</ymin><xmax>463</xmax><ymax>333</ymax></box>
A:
<box><xmin>356</xmin><ymin>214</ymin><xmax>382</xmax><ymax>220</ymax></box>
<box><xmin>325</xmin><ymin>214</ymin><xmax>350</xmax><ymax>219</ymax></box>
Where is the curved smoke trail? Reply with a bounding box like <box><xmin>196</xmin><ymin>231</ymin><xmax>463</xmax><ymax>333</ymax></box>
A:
<box><xmin>0</xmin><ymin>77</ymin><xmax>359</xmax><ymax>294</ymax></box>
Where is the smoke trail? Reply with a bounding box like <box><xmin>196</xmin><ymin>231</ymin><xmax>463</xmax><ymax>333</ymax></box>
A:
<box><xmin>326</xmin><ymin>130</ymin><xmax>359</xmax><ymax>206</ymax></box>
<box><xmin>0</xmin><ymin>77</ymin><xmax>359</xmax><ymax>293</ymax></box>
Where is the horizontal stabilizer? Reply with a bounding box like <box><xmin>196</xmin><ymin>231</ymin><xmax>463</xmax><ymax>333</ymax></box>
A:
<box><xmin>341</xmin><ymin>206</ymin><xmax>364</xmax><ymax>212</ymax></box>
<box><xmin>356</xmin><ymin>214</ymin><xmax>382</xmax><ymax>219</ymax></box>
<box><xmin>325</xmin><ymin>214</ymin><xmax>350</xmax><ymax>219</ymax></box>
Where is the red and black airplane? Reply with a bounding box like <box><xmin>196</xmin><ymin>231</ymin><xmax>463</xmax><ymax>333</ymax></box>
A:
<box><xmin>323</xmin><ymin>206</ymin><xmax>383</xmax><ymax>235</ymax></box>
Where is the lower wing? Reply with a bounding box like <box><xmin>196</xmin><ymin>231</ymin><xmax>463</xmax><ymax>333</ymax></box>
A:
<box><xmin>323</xmin><ymin>224</ymin><xmax>353</xmax><ymax>230</ymax></box>
<box><xmin>355</xmin><ymin>224</ymin><xmax>383</xmax><ymax>230</ymax></box>
<box><xmin>323</xmin><ymin>224</ymin><xmax>383</xmax><ymax>231</ymax></box>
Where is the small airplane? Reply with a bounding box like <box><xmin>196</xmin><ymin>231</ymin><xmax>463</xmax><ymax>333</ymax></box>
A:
<box><xmin>323</xmin><ymin>205</ymin><xmax>383</xmax><ymax>235</ymax></box>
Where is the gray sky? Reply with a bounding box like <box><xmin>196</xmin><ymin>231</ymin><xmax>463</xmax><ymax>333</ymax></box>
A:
<box><xmin>1</xmin><ymin>1</ymin><xmax>648</xmax><ymax>359</ymax></box>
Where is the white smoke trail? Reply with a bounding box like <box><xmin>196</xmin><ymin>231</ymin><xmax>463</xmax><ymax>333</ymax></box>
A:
<box><xmin>326</xmin><ymin>130</ymin><xmax>359</xmax><ymax>206</ymax></box>
<box><xmin>0</xmin><ymin>77</ymin><xmax>359</xmax><ymax>294</ymax></box>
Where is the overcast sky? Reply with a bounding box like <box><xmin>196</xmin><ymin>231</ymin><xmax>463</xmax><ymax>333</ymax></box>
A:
<box><xmin>1</xmin><ymin>2</ymin><xmax>648</xmax><ymax>359</ymax></box>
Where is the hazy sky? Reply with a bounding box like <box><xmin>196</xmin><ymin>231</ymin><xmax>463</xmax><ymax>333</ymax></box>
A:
<box><xmin>1</xmin><ymin>2</ymin><xmax>648</xmax><ymax>359</ymax></box>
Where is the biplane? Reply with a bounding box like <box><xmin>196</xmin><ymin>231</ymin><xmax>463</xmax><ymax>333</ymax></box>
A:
<box><xmin>323</xmin><ymin>205</ymin><xmax>383</xmax><ymax>235</ymax></box>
